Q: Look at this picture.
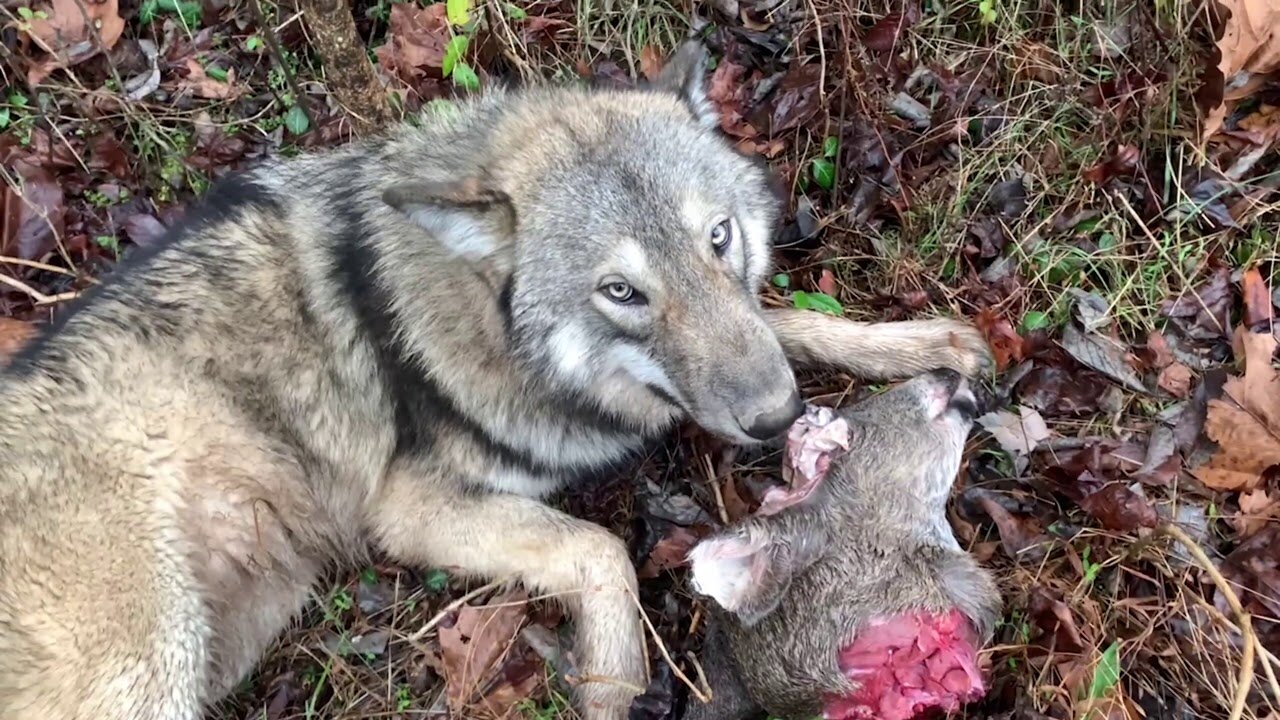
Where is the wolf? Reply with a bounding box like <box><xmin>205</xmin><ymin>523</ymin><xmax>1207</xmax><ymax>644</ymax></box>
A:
<box><xmin>0</xmin><ymin>42</ymin><xmax>991</xmax><ymax>720</ymax></box>
<box><xmin>685</xmin><ymin>368</ymin><xmax>1002</xmax><ymax>720</ymax></box>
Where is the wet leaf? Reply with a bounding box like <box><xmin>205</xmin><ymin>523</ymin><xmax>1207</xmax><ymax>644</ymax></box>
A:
<box><xmin>1242</xmin><ymin>266</ymin><xmax>1274</xmax><ymax>329</ymax></box>
<box><xmin>769</xmin><ymin>64</ymin><xmax>823</xmax><ymax>133</ymax></box>
<box><xmin>2</xmin><ymin>161</ymin><xmax>64</xmax><ymax>261</ymax></box>
<box><xmin>1017</xmin><ymin>366</ymin><xmax>1109</xmax><ymax>416</ymax></box>
<box><xmin>439</xmin><ymin>588</ymin><xmax>529</xmax><ymax>710</ymax></box>
<box><xmin>1158</xmin><ymin>363</ymin><xmax>1194</xmax><ymax>398</ymax></box>
<box><xmin>972</xmin><ymin>490</ymin><xmax>1050</xmax><ymax>562</ymax></box>
<box><xmin>816</xmin><ymin>269</ymin><xmax>837</xmax><ymax>296</ymax></box>
<box><xmin>863</xmin><ymin>10</ymin><xmax>918</xmax><ymax>52</ymax></box>
<box><xmin>1060</xmin><ymin>324</ymin><xmax>1147</xmax><ymax>393</ymax></box>
<box><xmin>975</xmin><ymin>307</ymin><xmax>1025</xmax><ymax>370</ymax></box>
<box><xmin>1200</xmin><ymin>0</ymin><xmax>1280</xmax><ymax>139</ymax></box>
<box><xmin>1028</xmin><ymin>586</ymin><xmax>1086</xmax><ymax>653</ymax></box>
<box><xmin>1160</xmin><ymin>264</ymin><xmax>1232</xmax><ymax>340</ymax></box>
<box><xmin>23</xmin><ymin>0</ymin><xmax>126</xmax><ymax>83</ymax></box>
<box><xmin>638</xmin><ymin>526</ymin><xmax>700</xmax><ymax>579</ymax></box>
<box><xmin>374</xmin><ymin>2</ymin><xmax>450</xmax><ymax>81</ymax></box>
<box><xmin>1078</xmin><ymin>483</ymin><xmax>1159</xmax><ymax>531</ymax></box>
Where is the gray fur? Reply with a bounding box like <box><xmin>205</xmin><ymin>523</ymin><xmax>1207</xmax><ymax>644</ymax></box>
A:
<box><xmin>686</xmin><ymin>370</ymin><xmax>1003</xmax><ymax>720</ymax></box>
<box><xmin>0</xmin><ymin>41</ymin><xmax>992</xmax><ymax>720</ymax></box>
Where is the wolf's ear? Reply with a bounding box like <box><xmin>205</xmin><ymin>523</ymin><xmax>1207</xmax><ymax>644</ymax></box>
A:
<box><xmin>382</xmin><ymin>179</ymin><xmax>516</xmax><ymax>264</ymax></box>
<box><xmin>687</xmin><ymin>522</ymin><xmax>826</xmax><ymax>627</ymax></box>
<box><xmin>655</xmin><ymin>40</ymin><xmax>717</xmax><ymax>129</ymax></box>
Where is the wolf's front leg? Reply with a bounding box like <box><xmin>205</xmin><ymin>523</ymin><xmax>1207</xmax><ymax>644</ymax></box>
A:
<box><xmin>763</xmin><ymin>308</ymin><xmax>993</xmax><ymax>380</ymax></box>
<box><xmin>366</xmin><ymin>468</ymin><xmax>646</xmax><ymax>720</ymax></box>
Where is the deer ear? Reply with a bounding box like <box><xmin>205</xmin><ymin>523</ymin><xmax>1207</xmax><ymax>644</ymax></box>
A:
<box><xmin>382</xmin><ymin>178</ymin><xmax>516</xmax><ymax>266</ymax></box>
<box><xmin>688</xmin><ymin>522</ymin><xmax>827</xmax><ymax>627</ymax></box>
<box><xmin>654</xmin><ymin>40</ymin><xmax>717</xmax><ymax>129</ymax></box>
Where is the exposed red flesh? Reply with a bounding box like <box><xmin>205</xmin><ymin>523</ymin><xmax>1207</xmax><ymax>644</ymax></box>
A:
<box><xmin>822</xmin><ymin>609</ymin><xmax>985</xmax><ymax>720</ymax></box>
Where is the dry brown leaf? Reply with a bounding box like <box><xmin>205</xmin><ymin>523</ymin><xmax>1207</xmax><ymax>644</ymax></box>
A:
<box><xmin>1235</xmin><ymin>487</ymin><xmax>1279</xmax><ymax>537</ymax></box>
<box><xmin>179</xmin><ymin>59</ymin><xmax>241</xmax><ymax>100</ymax></box>
<box><xmin>23</xmin><ymin>0</ymin><xmax>125</xmax><ymax>84</ymax></box>
<box><xmin>638</xmin><ymin>526</ymin><xmax>700</xmax><ymax>579</ymax></box>
<box><xmin>639</xmin><ymin>45</ymin><xmax>663</xmax><ymax>81</ymax></box>
<box><xmin>1225</xmin><ymin>327</ymin><xmax>1280</xmax><ymax>431</ymax></box>
<box><xmin>1158</xmin><ymin>362</ymin><xmax>1194</xmax><ymax>398</ymax></box>
<box><xmin>1243</xmin><ymin>267</ymin><xmax>1274</xmax><ymax>328</ymax></box>
<box><xmin>373</xmin><ymin>2</ymin><xmax>449</xmax><ymax>82</ymax></box>
<box><xmin>0</xmin><ymin>318</ymin><xmax>37</xmax><ymax>364</ymax></box>
<box><xmin>439</xmin><ymin>588</ymin><xmax>529</xmax><ymax>711</ymax></box>
<box><xmin>1194</xmin><ymin>399</ymin><xmax>1280</xmax><ymax>490</ymax></box>
<box><xmin>1202</xmin><ymin>0</ymin><xmax>1280</xmax><ymax>139</ymax></box>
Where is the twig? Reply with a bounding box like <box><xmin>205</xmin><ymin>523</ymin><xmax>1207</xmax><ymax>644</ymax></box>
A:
<box><xmin>407</xmin><ymin>579</ymin><xmax>504</xmax><ymax>642</ymax></box>
<box><xmin>627</xmin><ymin>576</ymin><xmax>710</xmax><ymax>704</ymax></box>
<box><xmin>0</xmin><ymin>273</ymin><xmax>78</xmax><ymax>305</ymax></box>
<box><xmin>703</xmin><ymin>455</ymin><xmax>729</xmax><ymax>525</ymax></box>
<box><xmin>683</xmin><ymin>651</ymin><xmax>713</xmax><ymax>702</ymax></box>
<box><xmin>249</xmin><ymin>0</ymin><xmax>315</xmax><ymax>129</ymax></box>
<box><xmin>0</xmin><ymin>256</ymin><xmax>86</xmax><ymax>278</ymax></box>
<box><xmin>1161</xmin><ymin>523</ymin><xmax>1258</xmax><ymax>719</ymax></box>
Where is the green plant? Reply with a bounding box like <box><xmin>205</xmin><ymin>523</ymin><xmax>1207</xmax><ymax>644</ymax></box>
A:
<box><xmin>809</xmin><ymin>136</ymin><xmax>838</xmax><ymax>191</ymax></box>
<box><xmin>1085</xmin><ymin>640</ymin><xmax>1121</xmax><ymax>700</ymax></box>
<box><xmin>139</xmin><ymin>0</ymin><xmax>201</xmax><ymax>27</ymax></box>
<box><xmin>791</xmin><ymin>291</ymin><xmax>842</xmax><ymax>316</ymax></box>
<box><xmin>443</xmin><ymin>0</ymin><xmax>481</xmax><ymax>91</ymax></box>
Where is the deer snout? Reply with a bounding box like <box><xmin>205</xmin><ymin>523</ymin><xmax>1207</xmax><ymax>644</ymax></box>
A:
<box><xmin>736</xmin><ymin>389</ymin><xmax>804</xmax><ymax>440</ymax></box>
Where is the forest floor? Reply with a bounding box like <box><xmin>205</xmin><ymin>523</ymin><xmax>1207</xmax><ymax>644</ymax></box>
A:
<box><xmin>2</xmin><ymin>0</ymin><xmax>1280</xmax><ymax>718</ymax></box>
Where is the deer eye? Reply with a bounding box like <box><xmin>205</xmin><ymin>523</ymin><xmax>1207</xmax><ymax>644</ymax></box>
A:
<box><xmin>710</xmin><ymin>218</ymin><xmax>733</xmax><ymax>256</ymax></box>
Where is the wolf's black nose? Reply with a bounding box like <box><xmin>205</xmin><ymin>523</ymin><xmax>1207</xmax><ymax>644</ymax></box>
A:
<box><xmin>741</xmin><ymin>391</ymin><xmax>805</xmax><ymax>440</ymax></box>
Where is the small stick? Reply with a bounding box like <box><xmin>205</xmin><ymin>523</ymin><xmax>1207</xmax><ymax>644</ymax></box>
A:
<box><xmin>0</xmin><ymin>273</ymin><xmax>78</xmax><ymax>304</ymax></box>
<box><xmin>684</xmin><ymin>650</ymin><xmax>714</xmax><ymax>702</ymax></box>
<box><xmin>704</xmin><ymin>455</ymin><xmax>729</xmax><ymax>525</ymax></box>
<box><xmin>626</xmin><ymin>575</ymin><xmax>710</xmax><ymax>704</ymax></box>
<box><xmin>0</xmin><ymin>256</ymin><xmax>85</xmax><ymax>278</ymax></box>
<box><xmin>408</xmin><ymin>579</ymin><xmax>503</xmax><ymax>642</ymax></box>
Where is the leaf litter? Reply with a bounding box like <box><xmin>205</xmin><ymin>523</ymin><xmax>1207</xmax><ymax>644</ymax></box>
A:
<box><xmin>4</xmin><ymin>0</ymin><xmax>1280</xmax><ymax>718</ymax></box>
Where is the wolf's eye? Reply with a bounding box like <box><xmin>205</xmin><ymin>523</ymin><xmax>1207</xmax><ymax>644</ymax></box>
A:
<box><xmin>710</xmin><ymin>218</ymin><xmax>733</xmax><ymax>256</ymax></box>
<box><xmin>604</xmin><ymin>281</ymin><xmax>640</xmax><ymax>304</ymax></box>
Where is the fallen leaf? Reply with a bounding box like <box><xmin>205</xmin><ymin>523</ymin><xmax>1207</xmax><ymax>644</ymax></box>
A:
<box><xmin>123</xmin><ymin>214</ymin><xmax>168</xmax><ymax>247</ymax></box>
<box><xmin>1060</xmin><ymin>324</ymin><xmax>1147</xmax><ymax>393</ymax></box>
<box><xmin>1193</xmin><ymin>399</ymin><xmax>1280</xmax><ymax>490</ymax></box>
<box><xmin>978</xmin><ymin>406</ymin><xmax>1052</xmax><ymax>456</ymax></box>
<box><xmin>1160</xmin><ymin>264</ymin><xmax>1232</xmax><ymax>341</ymax></box>
<box><xmin>23</xmin><ymin>0</ymin><xmax>126</xmax><ymax>84</ymax></box>
<box><xmin>374</xmin><ymin>2</ymin><xmax>449</xmax><ymax>82</ymax></box>
<box><xmin>972</xmin><ymin>490</ymin><xmax>1050</xmax><ymax>562</ymax></box>
<box><xmin>816</xmin><ymin>268</ymin><xmax>837</xmax><ymax>296</ymax></box>
<box><xmin>639</xmin><ymin>45</ymin><xmax>663</xmax><ymax>81</ymax></box>
<box><xmin>1224</xmin><ymin>327</ymin><xmax>1280</xmax><ymax>435</ymax></box>
<box><xmin>1017</xmin><ymin>366</ymin><xmax>1109</xmax><ymax>416</ymax></box>
<box><xmin>769</xmin><ymin>63</ymin><xmax>823</xmax><ymax>134</ymax></box>
<box><xmin>178</xmin><ymin>58</ymin><xmax>241</xmax><ymax>100</ymax></box>
<box><xmin>638</xmin><ymin>525</ymin><xmax>700</xmax><ymax>579</ymax></box>
<box><xmin>1</xmin><ymin>161</ymin><xmax>64</xmax><ymax>261</ymax></box>
<box><xmin>975</xmin><ymin>307</ymin><xmax>1024</xmax><ymax>370</ymax></box>
<box><xmin>1028</xmin><ymin>586</ymin><xmax>1086</xmax><ymax>653</ymax></box>
<box><xmin>1077</xmin><ymin>483</ymin><xmax>1159</xmax><ymax>531</ymax></box>
<box><xmin>439</xmin><ymin>588</ymin><xmax>529</xmax><ymax>711</ymax></box>
<box><xmin>1145</xmin><ymin>330</ymin><xmax>1175</xmax><ymax>369</ymax></box>
<box><xmin>863</xmin><ymin>9</ymin><xmax>919</xmax><ymax>53</ymax></box>
<box><xmin>87</xmin><ymin>132</ymin><xmax>131</xmax><ymax>178</ymax></box>
<box><xmin>1201</xmin><ymin>0</ymin><xmax>1280</xmax><ymax>140</ymax></box>
<box><xmin>1243</xmin><ymin>267</ymin><xmax>1274</xmax><ymax>329</ymax></box>
<box><xmin>720</xmin><ymin>475</ymin><xmax>753</xmax><ymax>522</ymax></box>
<box><xmin>0</xmin><ymin>318</ymin><xmax>37</xmax><ymax>364</ymax></box>
<box><xmin>1158</xmin><ymin>363</ymin><xmax>1194</xmax><ymax>398</ymax></box>
<box><xmin>1235</xmin><ymin>487</ymin><xmax>1280</xmax><ymax>537</ymax></box>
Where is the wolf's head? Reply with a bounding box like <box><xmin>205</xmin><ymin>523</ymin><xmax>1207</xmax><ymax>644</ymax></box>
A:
<box><xmin>381</xmin><ymin>42</ymin><xmax>801</xmax><ymax>444</ymax></box>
